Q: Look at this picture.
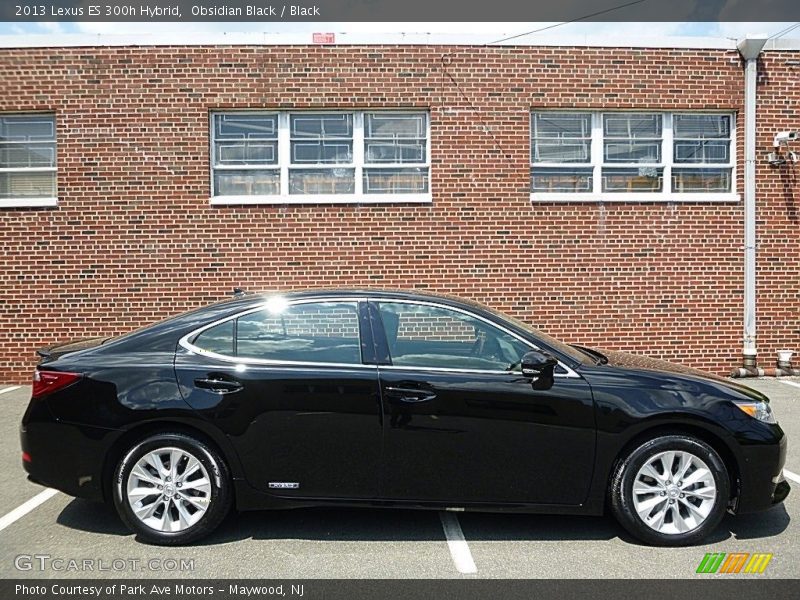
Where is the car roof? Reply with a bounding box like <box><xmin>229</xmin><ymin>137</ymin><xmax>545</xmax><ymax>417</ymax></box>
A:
<box><xmin>246</xmin><ymin>287</ymin><xmax>491</xmax><ymax>310</ymax></box>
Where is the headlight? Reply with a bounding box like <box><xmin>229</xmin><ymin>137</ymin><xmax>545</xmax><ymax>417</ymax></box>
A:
<box><xmin>734</xmin><ymin>400</ymin><xmax>777</xmax><ymax>424</ymax></box>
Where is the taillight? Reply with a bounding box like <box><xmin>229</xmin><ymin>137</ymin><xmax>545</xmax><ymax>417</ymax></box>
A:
<box><xmin>32</xmin><ymin>370</ymin><xmax>82</xmax><ymax>398</ymax></box>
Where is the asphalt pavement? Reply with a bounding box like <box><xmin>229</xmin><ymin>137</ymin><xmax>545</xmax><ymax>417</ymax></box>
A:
<box><xmin>1</xmin><ymin>379</ymin><xmax>798</xmax><ymax>579</ymax></box>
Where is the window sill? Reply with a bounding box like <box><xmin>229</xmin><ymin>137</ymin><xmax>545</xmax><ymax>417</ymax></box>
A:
<box><xmin>210</xmin><ymin>194</ymin><xmax>433</xmax><ymax>205</ymax></box>
<box><xmin>0</xmin><ymin>197</ymin><xmax>58</xmax><ymax>208</ymax></box>
<box><xmin>530</xmin><ymin>193</ymin><xmax>741</xmax><ymax>203</ymax></box>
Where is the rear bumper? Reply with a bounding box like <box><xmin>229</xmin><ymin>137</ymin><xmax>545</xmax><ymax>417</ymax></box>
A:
<box><xmin>20</xmin><ymin>395</ymin><xmax>117</xmax><ymax>502</ymax></box>
<box><xmin>733</xmin><ymin>430</ymin><xmax>789</xmax><ymax>513</ymax></box>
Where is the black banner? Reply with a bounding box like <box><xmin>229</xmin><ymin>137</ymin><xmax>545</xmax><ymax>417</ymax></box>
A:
<box><xmin>4</xmin><ymin>580</ymin><xmax>800</xmax><ymax>600</ymax></box>
<box><xmin>1</xmin><ymin>0</ymin><xmax>799</xmax><ymax>22</ymax></box>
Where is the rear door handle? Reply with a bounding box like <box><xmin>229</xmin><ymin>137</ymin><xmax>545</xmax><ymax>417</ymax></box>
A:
<box><xmin>194</xmin><ymin>377</ymin><xmax>243</xmax><ymax>394</ymax></box>
<box><xmin>384</xmin><ymin>386</ymin><xmax>437</xmax><ymax>403</ymax></box>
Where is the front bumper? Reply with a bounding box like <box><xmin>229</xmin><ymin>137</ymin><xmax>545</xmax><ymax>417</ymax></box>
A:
<box><xmin>732</xmin><ymin>429</ymin><xmax>790</xmax><ymax>513</ymax></box>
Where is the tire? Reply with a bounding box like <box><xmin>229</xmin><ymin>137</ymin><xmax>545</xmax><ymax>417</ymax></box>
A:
<box><xmin>113</xmin><ymin>432</ymin><xmax>232</xmax><ymax>545</ymax></box>
<box><xmin>610</xmin><ymin>434</ymin><xmax>730</xmax><ymax>546</ymax></box>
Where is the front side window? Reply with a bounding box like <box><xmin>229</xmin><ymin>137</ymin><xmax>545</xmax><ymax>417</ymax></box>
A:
<box><xmin>192</xmin><ymin>301</ymin><xmax>361</xmax><ymax>365</ymax></box>
<box><xmin>211</xmin><ymin>111</ymin><xmax>430</xmax><ymax>202</ymax></box>
<box><xmin>531</xmin><ymin>111</ymin><xmax>734</xmax><ymax>198</ymax></box>
<box><xmin>377</xmin><ymin>302</ymin><xmax>530</xmax><ymax>371</ymax></box>
<box><xmin>0</xmin><ymin>113</ymin><xmax>56</xmax><ymax>203</ymax></box>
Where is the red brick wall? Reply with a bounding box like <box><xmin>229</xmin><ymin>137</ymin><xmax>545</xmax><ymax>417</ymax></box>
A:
<box><xmin>0</xmin><ymin>44</ymin><xmax>797</xmax><ymax>383</ymax></box>
<box><xmin>754</xmin><ymin>52</ymin><xmax>800</xmax><ymax>367</ymax></box>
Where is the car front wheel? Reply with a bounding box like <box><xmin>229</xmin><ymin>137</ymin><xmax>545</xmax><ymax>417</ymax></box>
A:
<box><xmin>610</xmin><ymin>434</ymin><xmax>730</xmax><ymax>546</ymax></box>
<box><xmin>113</xmin><ymin>432</ymin><xmax>232</xmax><ymax>545</ymax></box>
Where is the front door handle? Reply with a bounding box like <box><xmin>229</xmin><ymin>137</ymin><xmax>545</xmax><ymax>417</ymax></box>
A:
<box><xmin>384</xmin><ymin>386</ymin><xmax>437</xmax><ymax>403</ymax></box>
<box><xmin>194</xmin><ymin>377</ymin><xmax>243</xmax><ymax>394</ymax></box>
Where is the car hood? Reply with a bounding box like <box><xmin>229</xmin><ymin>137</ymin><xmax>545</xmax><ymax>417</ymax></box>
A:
<box><xmin>596</xmin><ymin>349</ymin><xmax>768</xmax><ymax>401</ymax></box>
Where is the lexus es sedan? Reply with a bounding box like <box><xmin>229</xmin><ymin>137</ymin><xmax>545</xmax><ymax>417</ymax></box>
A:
<box><xmin>21</xmin><ymin>289</ymin><xmax>789</xmax><ymax>546</ymax></box>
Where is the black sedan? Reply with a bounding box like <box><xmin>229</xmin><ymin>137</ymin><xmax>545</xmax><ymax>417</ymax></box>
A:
<box><xmin>21</xmin><ymin>289</ymin><xmax>789</xmax><ymax>546</ymax></box>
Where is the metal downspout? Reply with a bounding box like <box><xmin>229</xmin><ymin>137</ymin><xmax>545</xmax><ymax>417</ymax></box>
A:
<box><xmin>736</xmin><ymin>36</ymin><xmax>767</xmax><ymax>375</ymax></box>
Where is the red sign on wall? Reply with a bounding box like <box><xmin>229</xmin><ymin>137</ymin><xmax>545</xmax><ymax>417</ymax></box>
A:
<box><xmin>312</xmin><ymin>33</ymin><xmax>335</xmax><ymax>44</ymax></box>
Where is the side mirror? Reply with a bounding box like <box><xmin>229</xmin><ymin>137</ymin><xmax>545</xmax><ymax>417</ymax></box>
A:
<box><xmin>521</xmin><ymin>350</ymin><xmax>558</xmax><ymax>389</ymax></box>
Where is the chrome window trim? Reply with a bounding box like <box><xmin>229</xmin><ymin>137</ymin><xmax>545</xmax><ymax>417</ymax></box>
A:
<box><xmin>179</xmin><ymin>294</ymin><xmax>581</xmax><ymax>378</ymax></box>
<box><xmin>369</xmin><ymin>297</ymin><xmax>581</xmax><ymax>378</ymax></box>
<box><xmin>179</xmin><ymin>296</ymin><xmax>373</xmax><ymax>369</ymax></box>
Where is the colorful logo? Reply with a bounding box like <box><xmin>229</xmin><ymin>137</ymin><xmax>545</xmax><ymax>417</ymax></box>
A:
<box><xmin>696</xmin><ymin>552</ymin><xmax>773</xmax><ymax>574</ymax></box>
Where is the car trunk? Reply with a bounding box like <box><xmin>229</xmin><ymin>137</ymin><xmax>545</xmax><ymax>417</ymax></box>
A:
<box><xmin>36</xmin><ymin>337</ymin><xmax>110</xmax><ymax>362</ymax></box>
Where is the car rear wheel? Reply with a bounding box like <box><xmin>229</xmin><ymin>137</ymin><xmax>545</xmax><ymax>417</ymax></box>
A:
<box><xmin>113</xmin><ymin>432</ymin><xmax>232</xmax><ymax>545</ymax></box>
<box><xmin>610</xmin><ymin>434</ymin><xmax>729</xmax><ymax>546</ymax></box>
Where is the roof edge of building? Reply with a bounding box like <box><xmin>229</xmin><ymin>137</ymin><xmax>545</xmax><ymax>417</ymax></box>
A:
<box><xmin>0</xmin><ymin>32</ymin><xmax>798</xmax><ymax>51</ymax></box>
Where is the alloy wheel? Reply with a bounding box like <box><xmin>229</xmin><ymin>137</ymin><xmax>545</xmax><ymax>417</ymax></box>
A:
<box><xmin>126</xmin><ymin>446</ymin><xmax>212</xmax><ymax>532</ymax></box>
<box><xmin>631</xmin><ymin>450</ymin><xmax>717</xmax><ymax>535</ymax></box>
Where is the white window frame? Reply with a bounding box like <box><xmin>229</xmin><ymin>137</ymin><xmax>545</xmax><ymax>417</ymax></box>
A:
<box><xmin>210</xmin><ymin>110</ymin><xmax>431</xmax><ymax>205</ymax></box>
<box><xmin>0</xmin><ymin>112</ymin><xmax>58</xmax><ymax>208</ymax></box>
<box><xmin>530</xmin><ymin>110</ymin><xmax>738</xmax><ymax>203</ymax></box>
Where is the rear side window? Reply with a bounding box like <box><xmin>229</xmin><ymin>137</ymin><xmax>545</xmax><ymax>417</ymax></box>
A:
<box><xmin>192</xmin><ymin>301</ymin><xmax>362</xmax><ymax>364</ymax></box>
<box><xmin>237</xmin><ymin>301</ymin><xmax>361</xmax><ymax>364</ymax></box>
<box><xmin>192</xmin><ymin>320</ymin><xmax>234</xmax><ymax>355</ymax></box>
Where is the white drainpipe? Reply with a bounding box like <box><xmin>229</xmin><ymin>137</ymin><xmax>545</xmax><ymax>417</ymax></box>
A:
<box><xmin>737</xmin><ymin>35</ymin><xmax>767</xmax><ymax>370</ymax></box>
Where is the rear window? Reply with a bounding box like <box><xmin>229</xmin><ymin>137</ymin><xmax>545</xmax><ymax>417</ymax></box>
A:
<box><xmin>191</xmin><ymin>301</ymin><xmax>362</xmax><ymax>365</ymax></box>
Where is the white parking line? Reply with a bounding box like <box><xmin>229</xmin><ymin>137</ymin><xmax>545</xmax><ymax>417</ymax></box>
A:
<box><xmin>0</xmin><ymin>386</ymin><xmax>21</xmax><ymax>395</ymax></box>
<box><xmin>439</xmin><ymin>512</ymin><xmax>477</xmax><ymax>574</ymax></box>
<box><xmin>0</xmin><ymin>489</ymin><xmax>59</xmax><ymax>532</ymax></box>
<box><xmin>777</xmin><ymin>379</ymin><xmax>800</xmax><ymax>390</ymax></box>
<box><xmin>784</xmin><ymin>469</ymin><xmax>800</xmax><ymax>485</ymax></box>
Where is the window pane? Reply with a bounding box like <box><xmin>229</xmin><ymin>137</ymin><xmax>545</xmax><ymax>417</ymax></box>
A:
<box><xmin>674</xmin><ymin>140</ymin><xmax>729</xmax><ymax>164</ymax></box>
<box><xmin>533</xmin><ymin>113</ymin><xmax>591</xmax><ymax>138</ymax></box>
<box><xmin>193</xmin><ymin>321</ymin><xmax>234</xmax><ymax>355</ymax></box>
<box><xmin>363</xmin><ymin>168</ymin><xmax>428</xmax><ymax>194</ymax></box>
<box><xmin>214</xmin><ymin>113</ymin><xmax>277</xmax><ymax>140</ymax></box>
<box><xmin>289</xmin><ymin>169</ymin><xmax>355</xmax><ymax>194</ymax></box>
<box><xmin>0</xmin><ymin>171</ymin><xmax>56</xmax><ymax>198</ymax></box>
<box><xmin>532</xmin><ymin>113</ymin><xmax>591</xmax><ymax>164</ymax></box>
<box><xmin>531</xmin><ymin>168</ymin><xmax>593</xmax><ymax>193</ymax></box>
<box><xmin>534</xmin><ymin>140</ymin><xmax>590</xmax><ymax>163</ymax></box>
<box><xmin>290</xmin><ymin>113</ymin><xmax>352</xmax><ymax>138</ymax></box>
<box><xmin>216</xmin><ymin>140</ymin><xmax>277</xmax><ymax>166</ymax></box>
<box><xmin>0</xmin><ymin>115</ymin><xmax>55</xmax><ymax>141</ymax></box>
<box><xmin>603</xmin><ymin>113</ymin><xmax>662</xmax><ymax>138</ymax></box>
<box><xmin>290</xmin><ymin>113</ymin><xmax>354</xmax><ymax>165</ymax></box>
<box><xmin>672</xmin><ymin>168</ymin><xmax>731</xmax><ymax>193</ymax></box>
<box><xmin>604</xmin><ymin>141</ymin><xmax>662</xmax><ymax>163</ymax></box>
<box><xmin>602</xmin><ymin>168</ymin><xmax>663</xmax><ymax>192</ymax></box>
<box><xmin>236</xmin><ymin>301</ymin><xmax>361</xmax><ymax>364</ymax></box>
<box><xmin>0</xmin><ymin>142</ymin><xmax>56</xmax><ymax>168</ymax></box>
<box><xmin>673</xmin><ymin>114</ymin><xmax>730</xmax><ymax>139</ymax></box>
<box><xmin>214</xmin><ymin>170</ymin><xmax>280</xmax><ymax>196</ymax></box>
<box><xmin>364</xmin><ymin>113</ymin><xmax>428</xmax><ymax>165</ymax></box>
<box><xmin>365</xmin><ymin>113</ymin><xmax>426</xmax><ymax>138</ymax></box>
<box><xmin>292</xmin><ymin>140</ymin><xmax>353</xmax><ymax>164</ymax></box>
<box><xmin>365</xmin><ymin>140</ymin><xmax>426</xmax><ymax>163</ymax></box>
<box><xmin>378</xmin><ymin>302</ymin><xmax>530</xmax><ymax>371</ymax></box>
